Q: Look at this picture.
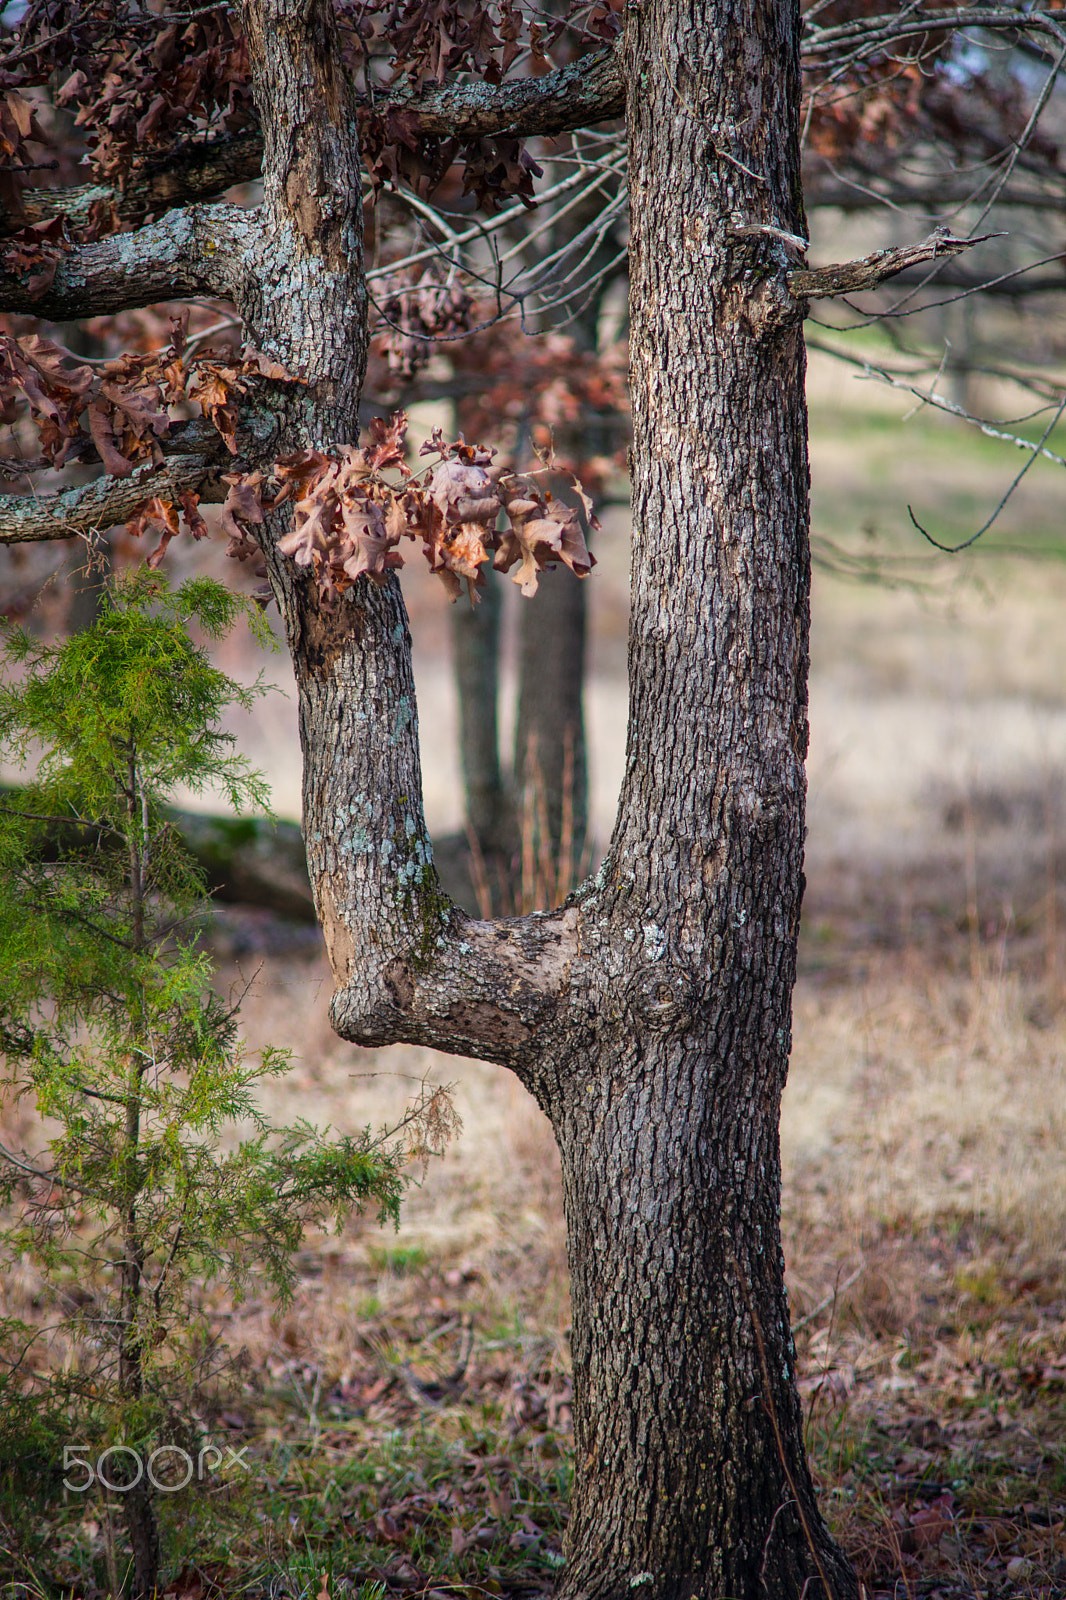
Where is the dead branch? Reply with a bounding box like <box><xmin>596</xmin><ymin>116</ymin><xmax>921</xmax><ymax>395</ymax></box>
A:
<box><xmin>0</xmin><ymin>457</ymin><xmax>222</xmax><ymax>545</ymax></box>
<box><xmin>788</xmin><ymin>228</ymin><xmax>1002</xmax><ymax>300</ymax></box>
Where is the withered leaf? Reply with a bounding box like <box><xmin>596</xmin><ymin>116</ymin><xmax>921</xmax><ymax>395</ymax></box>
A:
<box><xmin>178</xmin><ymin>488</ymin><xmax>208</xmax><ymax>542</ymax></box>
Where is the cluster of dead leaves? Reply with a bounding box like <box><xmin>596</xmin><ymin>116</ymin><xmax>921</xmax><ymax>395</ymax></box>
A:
<box><xmin>0</xmin><ymin>5</ymin><xmax>254</xmax><ymax>235</ymax></box>
<box><xmin>0</xmin><ymin>215</ymin><xmax>73</xmax><ymax>298</ymax></box>
<box><xmin>0</xmin><ymin>311</ymin><xmax>288</xmax><ymax>469</ymax></box>
<box><xmin>0</xmin><ymin>88</ymin><xmax>52</xmax><ymax>234</ymax></box>
<box><xmin>349</xmin><ymin>0</ymin><xmax>621</xmax><ymax>94</ymax></box>
<box><xmin>0</xmin><ymin>0</ymin><xmax>621</xmax><ymax>239</ymax></box>
<box><xmin>351</xmin><ymin>0</ymin><xmax>622</xmax><ymax>209</ymax></box>
<box><xmin>258</xmin><ymin>413</ymin><xmax>593</xmax><ymax>607</ymax></box>
<box><xmin>0</xmin><ymin>311</ymin><xmax>296</xmax><ymax>566</ymax></box>
<box><xmin>445</xmin><ymin>325</ymin><xmax>629</xmax><ymax>493</ymax></box>
<box><xmin>376</xmin><ymin>275</ymin><xmax>475</xmax><ymax>380</ymax></box>
<box><xmin>803</xmin><ymin>2</ymin><xmax>1062</xmax><ymax>169</ymax></box>
<box><xmin>360</xmin><ymin>109</ymin><xmax>544</xmax><ymax>212</ymax></box>
<box><xmin>0</xmin><ymin>328</ymin><xmax>169</xmax><ymax>475</ymax></box>
<box><xmin>1</xmin><ymin>310</ymin><xmax>594</xmax><ymax>605</ymax></box>
<box><xmin>54</xmin><ymin>9</ymin><xmax>253</xmax><ymax>190</ymax></box>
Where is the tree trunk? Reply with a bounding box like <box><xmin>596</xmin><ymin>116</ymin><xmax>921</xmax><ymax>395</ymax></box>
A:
<box><xmin>513</xmin><ymin>556</ymin><xmax>587</xmax><ymax>890</ymax></box>
<box><xmin>238</xmin><ymin>0</ymin><xmax>857</xmax><ymax>1592</ymax></box>
<box><xmin>454</xmin><ymin>578</ymin><xmax>509</xmax><ymax>856</ymax></box>
<box><xmin>509</xmin><ymin>184</ymin><xmax>622</xmax><ymax>890</ymax></box>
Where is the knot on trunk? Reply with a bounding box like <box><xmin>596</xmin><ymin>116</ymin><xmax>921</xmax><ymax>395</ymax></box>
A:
<box><xmin>625</xmin><ymin>963</ymin><xmax>696</xmax><ymax>1034</ymax></box>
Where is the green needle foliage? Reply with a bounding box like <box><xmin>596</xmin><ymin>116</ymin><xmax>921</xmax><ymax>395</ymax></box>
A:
<box><xmin>0</xmin><ymin>573</ymin><xmax>411</xmax><ymax>1598</ymax></box>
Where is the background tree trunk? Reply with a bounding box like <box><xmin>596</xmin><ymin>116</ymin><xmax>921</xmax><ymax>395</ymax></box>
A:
<box><xmin>513</xmin><ymin>558</ymin><xmax>587</xmax><ymax>893</ymax></box>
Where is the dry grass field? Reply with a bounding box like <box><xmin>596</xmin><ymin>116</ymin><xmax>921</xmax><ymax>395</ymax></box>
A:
<box><xmin>2</xmin><ymin>354</ymin><xmax>1066</xmax><ymax>1598</ymax></box>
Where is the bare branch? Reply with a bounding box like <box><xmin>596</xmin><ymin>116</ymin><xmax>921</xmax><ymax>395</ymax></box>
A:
<box><xmin>909</xmin><ymin>390</ymin><xmax>1066</xmax><ymax>553</ymax></box>
<box><xmin>0</xmin><ymin>205</ymin><xmax>249</xmax><ymax>319</ymax></box>
<box><xmin>788</xmin><ymin>227</ymin><xmax>1002</xmax><ymax>300</ymax></box>
<box><xmin>803</xmin><ymin>5</ymin><xmax>1066</xmax><ymax>63</ymax></box>
<box><xmin>0</xmin><ymin>457</ymin><xmax>224</xmax><ymax>546</ymax></box>
<box><xmin>804</xmin><ymin>170</ymin><xmax>1066</xmax><ymax>214</ymax></box>
<box><xmin>860</xmin><ymin>264</ymin><xmax>1066</xmax><ymax>299</ymax></box>
<box><xmin>0</xmin><ymin>1139</ymin><xmax>85</xmax><ymax>1193</ymax></box>
<box><xmin>807</xmin><ymin>333</ymin><xmax>1066</xmax><ymax>408</ymax></box>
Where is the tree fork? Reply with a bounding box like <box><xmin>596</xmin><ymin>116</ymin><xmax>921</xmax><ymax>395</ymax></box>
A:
<box><xmin>76</xmin><ymin>0</ymin><xmax>858</xmax><ymax>1591</ymax></box>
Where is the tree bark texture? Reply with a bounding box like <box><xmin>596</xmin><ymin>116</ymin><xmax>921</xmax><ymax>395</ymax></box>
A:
<box><xmin>50</xmin><ymin>0</ymin><xmax>859</xmax><ymax>1592</ymax></box>
<box><xmin>540</xmin><ymin>0</ymin><xmax>855</xmax><ymax>1590</ymax></box>
<box><xmin>514</xmin><ymin>559</ymin><xmax>588</xmax><ymax>876</ymax></box>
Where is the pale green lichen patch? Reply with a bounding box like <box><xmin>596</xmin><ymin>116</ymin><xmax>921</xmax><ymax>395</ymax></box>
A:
<box><xmin>390</xmin><ymin>695</ymin><xmax>412</xmax><ymax>747</ymax></box>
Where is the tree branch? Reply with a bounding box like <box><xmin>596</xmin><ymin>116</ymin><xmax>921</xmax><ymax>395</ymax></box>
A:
<box><xmin>858</xmin><ymin>265</ymin><xmax>1066</xmax><ymax>298</ymax></box>
<box><xmin>376</xmin><ymin>42</ymin><xmax>624</xmax><ymax>140</ymax></box>
<box><xmin>7</xmin><ymin>135</ymin><xmax>266</xmax><ymax>238</ymax></box>
<box><xmin>327</xmin><ymin>901</ymin><xmax>582</xmax><ymax>1078</ymax></box>
<box><xmin>0</xmin><ymin>204</ymin><xmax>250</xmax><ymax>319</ymax></box>
<box><xmin>804</xmin><ymin>172</ymin><xmax>1066</xmax><ymax>213</ymax></box>
<box><xmin>7</xmin><ymin>9</ymin><xmax>1065</xmax><ymax>238</ymax></box>
<box><xmin>6</xmin><ymin>49</ymin><xmax>625</xmax><ymax>236</ymax></box>
<box><xmin>0</xmin><ymin>455</ymin><xmax>224</xmax><ymax>545</ymax></box>
<box><xmin>788</xmin><ymin>228</ymin><xmax>1001</xmax><ymax>300</ymax></box>
<box><xmin>803</xmin><ymin>5</ymin><xmax>1066</xmax><ymax>62</ymax></box>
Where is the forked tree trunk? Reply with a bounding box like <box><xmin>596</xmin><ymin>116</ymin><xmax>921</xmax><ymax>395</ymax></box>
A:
<box><xmin>238</xmin><ymin>0</ymin><xmax>857</xmax><ymax>1593</ymax></box>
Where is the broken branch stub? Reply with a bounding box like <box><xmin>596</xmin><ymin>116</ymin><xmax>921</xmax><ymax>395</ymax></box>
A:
<box><xmin>788</xmin><ymin>228</ymin><xmax>1004</xmax><ymax>300</ymax></box>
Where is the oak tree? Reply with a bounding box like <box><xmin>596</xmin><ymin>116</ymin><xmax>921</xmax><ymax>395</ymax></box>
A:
<box><xmin>3</xmin><ymin>0</ymin><xmax>1060</xmax><ymax>1593</ymax></box>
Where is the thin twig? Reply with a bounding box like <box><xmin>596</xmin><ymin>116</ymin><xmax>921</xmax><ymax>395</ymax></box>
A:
<box><xmin>729</xmin><ymin>1247</ymin><xmax>841</xmax><ymax>1600</ymax></box>
<box><xmin>909</xmin><ymin>390</ymin><xmax>1066</xmax><ymax>552</ymax></box>
<box><xmin>792</xmin><ymin>1266</ymin><xmax>864</xmax><ymax>1335</ymax></box>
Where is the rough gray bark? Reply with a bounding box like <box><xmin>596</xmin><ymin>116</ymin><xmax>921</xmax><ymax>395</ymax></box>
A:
<box><xmin>0</xmin><ymin>205</ymin><xmax>250</xmax><ymax>319</ymax></box>
<box><xmin>228</xmin><ymin>0</ymin><xmax>857</xmax><ymax>1592</ymax></box>
<box><xmin>540</xmin><ymin>0</ymin><xmax>854</xmax><ymax>1584</ymax></box>
<box><xmin>0</xmin><ymin>452</ymin><xmax>226</xmax><ymax>544</ymax></box>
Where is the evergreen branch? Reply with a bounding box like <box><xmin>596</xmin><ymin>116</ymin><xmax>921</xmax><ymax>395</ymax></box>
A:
<box><xmin>72</xmin><ymin>1081</ymin><xmax>132</xmax><ymax>1108</ymax></box>
<box><xmin>152</xmin><ymin>1220</ymin><xmax>186</xmax><ymax>1319</ymax></box>
<box><xmin>0</xmin><ymin>1140</ymin><xmax>84</xmax><ymax>1193</ymax></box>
<box><xmin>0</xmin><ymin>799</ymin><xmax>122</xmax><ymax>837</ymax></box>
<box><xmin>16</xmin><ymin>895</ymin><xmax>137</xmax><ymax>952</ymax></box>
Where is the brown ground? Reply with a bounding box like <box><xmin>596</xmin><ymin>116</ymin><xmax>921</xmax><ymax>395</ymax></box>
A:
<box><xmin>3</xmin><ymin>355</ymin><xmax>1066</xmax><ymax>1597</ymax></box>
